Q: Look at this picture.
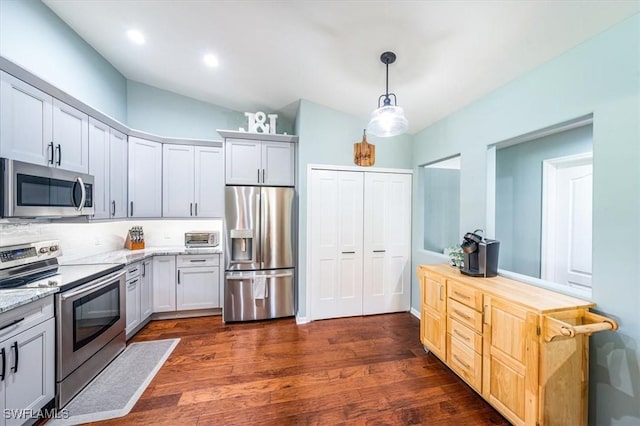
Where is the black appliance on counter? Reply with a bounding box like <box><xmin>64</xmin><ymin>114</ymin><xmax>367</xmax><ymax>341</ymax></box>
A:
<box><xmin>460</xmin><ymin>230</ymin><xmax>499</xmax><ymax>277</ymax></box>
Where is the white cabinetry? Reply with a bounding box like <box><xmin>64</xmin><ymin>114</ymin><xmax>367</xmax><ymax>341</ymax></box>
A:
<box><xmin>225</xmin><ymin>138</ymin><xmax>294</xmax><ymax>186</ymax></box>
<box><xmin>152</xmin><ymin>256</ymin><xmax>177</xmax><ymax>313</ymax></box>
<box><xmin>153</xmin><ymin>255</ymin><xmax>220</xmax><ymax>312</ymax></box>
<box><xmin>0</xmin><ymin>297</ymin><xmax>55</xmax><ymax>426</ymax></box>
<box><xmin>309</xmin><ymin>168</ymin><xmax>412</xmax><ymax>320</ymax></box>
<box><xmin>125</xmin><ymin>260</ymin><xmax>154</xmax><ymax>339</ymax></box>
<box><xmin>0</xmin><ymin>72</ymin><xmax>89</xmax><ymax>173</ymax></box>
<box><xmin>128</xmin><ymin>137</ymin><xmax>162</xmax><ymax>218</ymax></box>
<box><xmin>176</xmin><ymin>255</ymin><xmax>220</xmax><ymax>310</ymax></box>
<box><xmin>162</xmin><ymin>144</ymin><xmax>223</xmax><ymax>218</ymax></box>
<box><xmin>89</xmin><ymin>119</ymin><xmax>128</xmax><ymax>219</ymax></box>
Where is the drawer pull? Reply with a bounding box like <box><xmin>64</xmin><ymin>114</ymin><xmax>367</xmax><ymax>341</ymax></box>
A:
<box><xmin>453</xmin><ymin>309</ymin><xmax>471</xmax><ymax>320</ymax></box>
<box><xmin>189</xmin><ymin>259</ymin><xmax>207</xmax><ymax>263</ymax></box>
<box><xmin>453</xmin><ymin>354</ymin><xmax>470</xmax><ymax>370</ymax></box>
<box><xmin>454</xmin><ymin>291</ymin><xmax>471</xmax><ymax>300</ymax></box>
<box><xmin>439</xmin><ymin>285</ymin><xmax>444</xmax><ymax>301</ymax></box>
<box><xmin>453</xmin><ymin>329</ymin><xmax>471</xmax><ymax>341</ymax></box>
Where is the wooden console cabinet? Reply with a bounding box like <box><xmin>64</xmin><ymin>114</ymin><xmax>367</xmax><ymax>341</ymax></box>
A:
<box><xmin>418</xmin><ymin>264</ymin><xmax>618</xmax><ymax>426</ymax></box>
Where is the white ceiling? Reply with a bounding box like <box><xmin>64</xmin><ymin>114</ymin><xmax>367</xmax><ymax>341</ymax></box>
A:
<box><xmin>43</xmin><ymin>1</ymin><xmax>639</xmax><ymax>134</ymax></box>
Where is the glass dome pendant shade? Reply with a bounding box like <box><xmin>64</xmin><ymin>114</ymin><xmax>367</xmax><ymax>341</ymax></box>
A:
<box><xmin>367</xmin><ymin>51</ymin><xmax>409</xmax><ymax>137</ymax></box>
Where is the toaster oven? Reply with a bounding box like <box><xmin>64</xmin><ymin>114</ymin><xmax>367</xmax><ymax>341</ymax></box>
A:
<box><xmin>185</xmin><ymin>231</ymin><xmax>220</xmax><ymax>248</ymax></box>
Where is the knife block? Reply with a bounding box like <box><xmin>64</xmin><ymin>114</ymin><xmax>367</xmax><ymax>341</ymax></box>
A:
<box><xmin>124</xmin><ymin>234</ymin><xmax>145</xmax><ymax>250</ymax></box>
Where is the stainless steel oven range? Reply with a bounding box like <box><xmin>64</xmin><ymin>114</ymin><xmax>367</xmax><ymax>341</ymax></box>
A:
<box><xmin>0</xmin><ymin>240</ymin><xmax>125</xmax><ymax>408</ymax></box>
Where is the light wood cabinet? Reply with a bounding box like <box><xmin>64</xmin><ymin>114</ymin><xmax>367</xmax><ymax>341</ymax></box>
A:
<box><xmin>418</xmin><ymin>264</ymin><xmax>618</xmax><ymax>426</ymax></box>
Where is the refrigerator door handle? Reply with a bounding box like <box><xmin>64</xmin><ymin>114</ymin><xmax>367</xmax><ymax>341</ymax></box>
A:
<box><xmin>226</xmin><ymin>271</ymin><xmax>294</xmax><ymax>280</ymax></box>
<box><xmin>256</xmin><ymin>192</ymin><xmax>262</xmax><ymax>266</ymax></box>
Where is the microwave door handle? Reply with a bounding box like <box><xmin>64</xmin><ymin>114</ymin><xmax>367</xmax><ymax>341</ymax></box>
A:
<box><xmin>76</xmin><ymin>177</ymin><xmax>86</xmax><ymax>211</ymax></box>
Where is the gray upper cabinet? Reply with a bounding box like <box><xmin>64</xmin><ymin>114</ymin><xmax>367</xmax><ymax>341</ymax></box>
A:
<box><xmin>163</xmin><ymin>144</ymin><xmax>223</xmax><ymax>218</ymax></box>
<box><xmin>128</xmin><ymin>136</ymin><xmax>162</xmax><ymax>218</ymax></box>
<box><xmin>0</xmin><ymin>71</ymin><xmax>53</xmax><ymax>166</ymax></box>
<box><xmin>225</xmin><ymin>138</ymin><xmax>294</xmax><ymax>186</ymax></box>
<box><xmin>89</xmin><ymin>118</ymin><xmax>128</xmax><ymax>219</ymax></box>
<box><xmin>0</xmin><ymin>71</ymin><xmax>89</xmax><ymax>173</ymax></box>
<box><xmin>109</xmin><ymin>129</ymin><xmax>128</xmax><ymax>219</ymax></box>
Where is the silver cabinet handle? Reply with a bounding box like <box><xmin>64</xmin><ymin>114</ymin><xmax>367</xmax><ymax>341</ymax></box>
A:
<box><xmin>48</xmin><ymin>142</ymin><xmax>54</xmax><ymax>164</ymax></box>
<box><xmin>177</xmin><ymin>270</ymin><xmax>181</xmax><ymax>284</ymax></box>
<box><xmin>189</xmin><ymin>259</ymin><xmax>207</xmax><ymax>263</ymax></box>
<box><xmin>130</xmin><ymin>201</ymin><xmax>134</xmax><ymax>216</ymax></box>
<box><xmin>142</xmin><ymin>262</ymin><xmax>146</xmax><ymax>277</ymax></box>
<box><xmin>262</xmin><ymin>169</ymin><xmax>265</xmax><ymax>183</ymax></box>
<box><xmin>195</xmin><ymin>203</ymin><xmax>198</xmax><ymax>216</ymax></box>
<box><xmin>112</xmin><ymin>200</ymin><xmax>116</xmax><ymax>217</ymax></box>
<box><xmin>56</xmin><ymin>144</ymin><xmax>62</xmax><ymax>166</ymax></box>
<box><xmin>127</xmin><ymin>279</ymin><xmax>138</xmax><ymax>288</ymax></box>
<box><xmin>341</xmin><ymin>251</ymin><xmax>355</xmax><ymax>254</ymax></box>
<box><xmin>257</xmin><ymin>168</ymin><xmax>260</xmax><ymax>183</ymax></box>
<box><xmin>373</xmin><ymin>250</ymin><xmax>386</xmax><ymax>253</ymax></box>
<box><xmin>190</xmin><ymin>202</ymin><xmax>193</xmax><ymax>216</ymax></box>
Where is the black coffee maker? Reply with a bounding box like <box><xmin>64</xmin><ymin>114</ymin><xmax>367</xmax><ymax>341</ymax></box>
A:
<box><xmin>460</xmin><ymin>229</ymin><xmax>500</xmax><ymax>278</ymax></box>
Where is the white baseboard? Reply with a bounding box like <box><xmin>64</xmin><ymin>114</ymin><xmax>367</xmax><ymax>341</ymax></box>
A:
<box><xmin>295</xmin><ymin>315</ymin><xmax>310</xmax><ymax>324</ymax></box>
<box><xmin>410</xmin><ymin>307</ymin><xmax>420</xmax><ymax>319</ymax></box>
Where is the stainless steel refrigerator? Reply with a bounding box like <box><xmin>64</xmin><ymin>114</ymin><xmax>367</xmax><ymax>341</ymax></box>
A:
<box><xmin>224</xmin><ymin>186</ymin><xmax>296</xmax><ymax>322</ymax></box>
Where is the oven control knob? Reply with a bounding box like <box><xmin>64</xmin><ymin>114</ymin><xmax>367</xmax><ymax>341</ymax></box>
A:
<box><xmin>49</xmin><ymin>245</ymin><xmax>59</xmax><ymax>252</ymax></box>
<box><xmin>48</xmin><ymin>280</ymin><xmax>57</xmax><ymax>286</ymax></box>
<box><xmin>39</xmin><ymin>247</ymin><xmax>49</xmax><ymax>254</ymax></box>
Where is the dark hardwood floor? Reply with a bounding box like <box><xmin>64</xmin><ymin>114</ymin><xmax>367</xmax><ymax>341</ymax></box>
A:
<box><xmin>85</xmin><ymin>313</ymin><xmax>509</xmax><ymax>425</ymax></box>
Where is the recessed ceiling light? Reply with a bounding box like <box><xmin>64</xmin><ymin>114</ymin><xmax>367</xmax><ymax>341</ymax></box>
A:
<box><xmin>126</xmin><ymin>29</ymin><xmax>145</xmax><ymax>45</ymax></box>
<box><xmin>203</xmin><ymin>54</ymin><xmax>219</xmax><ymax>68</ymax></box>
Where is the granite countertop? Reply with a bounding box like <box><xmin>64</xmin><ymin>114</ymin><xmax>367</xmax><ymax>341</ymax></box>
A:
<box><xmin>0</xmin><ymin>287</ymin><xmax>58</xmax><ymax>314</ymax></box>
<box><xmin>61</xmin><ymin>246</ymin><xmax>223</xmax><ymax>266</ymax></box>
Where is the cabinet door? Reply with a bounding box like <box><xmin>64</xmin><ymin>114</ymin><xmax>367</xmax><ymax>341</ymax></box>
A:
<box><xmin>261</xmin><ymin>141</ymin><xmax>294</xmax><ymax>186</ymax></box>
<box><xmin>52</xmin><ymin>99</ymin><xmax>89</xmax><ymax>173</ymax></box>
<box><xmin>483</xmin><ymin>296</ymin><xmax>539</xmax><ymax>426</ymax></box>
<box><xmin>125</xmin><ymin>278</ymin><xmax>140</xmax><ymax>336</ymax></box>
<box><xmin>420</xmin><ymin>273</ymin><xmax>446</xmax><ymax>360</ymax></box>
<box><xmin>88</xmin><ymin>118</ymin><xmax>110</xmax><ymax>219</ymax></box>
<box><xmin>363</xmin><ymin>172</ymin><xmax>412</xmax><ymax>314</ymax></box>
<box><xmin>177</xmin><ymin>266</ymin><xmax>219</xmax><ymax>310</ymax></box>
<box><xmin>128</xmin><ymin>137</ymin><xmax>162</xmax><ymax>217</ymax></box>
<box><xmin>140</xmin><ymin>260</ymin><xmax>153</xmax><ymax>319</ymax></box>
<box><xmin>225</xmin><ymin>139</ymin><xmax>261</xmax><ymax>184</ymax></box>
<box><xmin>0</xmin><ymin>71</ymin><xmax>53</xmax><ymax>165</ymax></box>
<box><xmin>195</xmin><ymin>146</ymin><xmax>223</xmax><ymax>217</ymax></box>
<box><xmin>152</xmin><ymin>255</ymin><xmax>176</xmax><ymax>312</ymax></box>
<box><xmin>162</xmin><ymin>144</ymin><xmax>195</xmax><ymax>217</ymax></box>
<box><xmin>109</xmin><ymin>129</ymin><xmax>128</xmax><ymax>218</ymax></box>
<box><xmin>4</xmin><ymin>317</ymin><xmax>55</xmax><ymax>426</ymax></box>
<box><xmin>309</xmin><ymin>170</ymin><xmax>364</xmax><ymax>320</ymax></box>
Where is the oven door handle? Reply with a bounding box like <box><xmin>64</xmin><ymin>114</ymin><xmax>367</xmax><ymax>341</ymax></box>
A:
<box><xmin>61</xmin><ymin>270</ymin><xmax>124</xmax><ymax>300</ymax></box>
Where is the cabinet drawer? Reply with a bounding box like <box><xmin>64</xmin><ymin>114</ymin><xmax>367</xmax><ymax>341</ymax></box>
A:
<box><xmin>447</xmin><ymin>317</ymin><xmax>482</xmax><ymax>354</ymax></box>
<box><xmin>447</xmin><ymin>333</ymin><xmax>482</xmax><ymax>392</ymax></box>
<box><xmin>447</xmin><ymin>279</ymin><xmax>483</xmax><ymax>311</ymax></box>
<box><xmin>176</xmin><ymin>254</ymin><xmax>219</xmax><ymax>267</ymax></box>
<box><xmin>125</xmin><ymin>262</ymin><xmax>141</xmax><ymax>280</ymax></box>
<box><xmin>448</xmin><ymin>298</ymin><xmax>483</xmax><ymax>333</ymax></box>
<box><xmin>0</xmin><ymin>296</ymin><xmax>54</xmax><ymax>341</ymax></box>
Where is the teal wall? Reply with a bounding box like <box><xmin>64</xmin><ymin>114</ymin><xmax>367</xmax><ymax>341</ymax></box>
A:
<box><xmin>0</xmin><ymin>0</ymin><xmax>127</xmax><ymax>122</ymax></box>
<box><xmin>295</xmin><ymin>99</ymin><xmax>412</xmax><ymax>319</ymax></box>
<box><xmin>496</xmin><ymin>124</ymin><xmax>593</xmax><ymax>277</ymax></box>
<box><xmin>412</xmin><ymin>14</ymin><xmax>640</xmax><ymax>425</ymax></box>
<box><xmin>423</xmin><ymin>167</ymin><xmax>460</xmax><ymax>253</ymax></box>
<box><xmin>127</xmin><ymin>80</ymin><xmax>246</xmax><ymax>139</ymax></box>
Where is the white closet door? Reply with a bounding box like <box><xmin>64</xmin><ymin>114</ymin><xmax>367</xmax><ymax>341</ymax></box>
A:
<box><xmin>310</xmin><ymin>170</ymin><xmax>364</xmax><ymax>320</ymax></box>
<box><xmin>363</xmin><ymin>172</ymin><xmax>412</xmax><ymax>314</ymax></box>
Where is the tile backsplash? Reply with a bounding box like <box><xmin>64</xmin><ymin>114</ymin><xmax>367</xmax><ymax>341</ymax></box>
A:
<box><xmin>0</xmin><ymin>219</ymin><xmax>222</xmax><ymax>262</ymax></box>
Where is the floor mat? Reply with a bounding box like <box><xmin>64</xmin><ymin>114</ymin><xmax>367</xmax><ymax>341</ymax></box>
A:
<box><xmin>50</xmin><ymin>338</ymin><xmax>180</xmax><ymax>425</ymax></box>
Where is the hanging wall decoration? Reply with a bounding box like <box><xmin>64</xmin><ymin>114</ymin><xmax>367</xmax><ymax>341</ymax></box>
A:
<box><xmin>353</xmin><ymin>129</ymin><xmax>375</xmax><ymax>167</ymax></box>
<box><xmin>242</xmin><ymin>111</ymin><xmax>278</xmax><ymax>134</ymax></box>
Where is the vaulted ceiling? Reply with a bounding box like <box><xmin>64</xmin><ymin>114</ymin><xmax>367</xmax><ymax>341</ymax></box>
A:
<box><xmin>43</xmin><ymin>1</ymin><xmax>639</xmax><ymax>133</ymax></box>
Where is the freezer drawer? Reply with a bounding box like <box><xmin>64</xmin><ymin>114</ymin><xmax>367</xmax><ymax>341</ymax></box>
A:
<box><xmin>224</xmin><ymin>269</ymin><xmax>295</xmax><ymax>322</ymax></box>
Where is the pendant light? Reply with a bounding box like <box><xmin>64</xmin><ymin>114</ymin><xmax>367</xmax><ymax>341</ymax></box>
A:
<box><xmin>366</xmin><ymin>51</ymin><xmax>409</xmax><ymax>137</ymax></box>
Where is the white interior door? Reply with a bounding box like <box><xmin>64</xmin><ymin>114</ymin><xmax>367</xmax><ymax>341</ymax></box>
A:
<box><xmin>310</xmin><ymin>169</ymin><xmax>364</xmax><ymax>320</ymax></box>
<box><xmin>542</xmin><ymin>155</ymin><xmax>592</xmax><ymax>288</ymax></box>
<box><xmin>363</xmin><ymin>172</ymin><xmax>412</xmax><ymax>314</ymax></box>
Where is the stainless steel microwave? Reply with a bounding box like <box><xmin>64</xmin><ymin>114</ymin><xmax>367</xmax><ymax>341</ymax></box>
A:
<box><xmin>1</xmin><ymin>158</ymin><xmax>94</xmax><ymax>218</ymax></box>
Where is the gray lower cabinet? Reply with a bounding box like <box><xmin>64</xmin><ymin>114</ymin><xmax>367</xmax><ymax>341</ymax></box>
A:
<box><xmin>125</xmin><ymin>260</ymin><xmax>153</xmax><ymax>339</ymax></box>
<box><xmin>0</xmin><ymin>296</ymin><xmax>55</xmax><ymax>426</ymax></box>
<box><xmin>153</xmin><ymin>255</ymin><xmax>220</xmax><ymax>312</ymax></box>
